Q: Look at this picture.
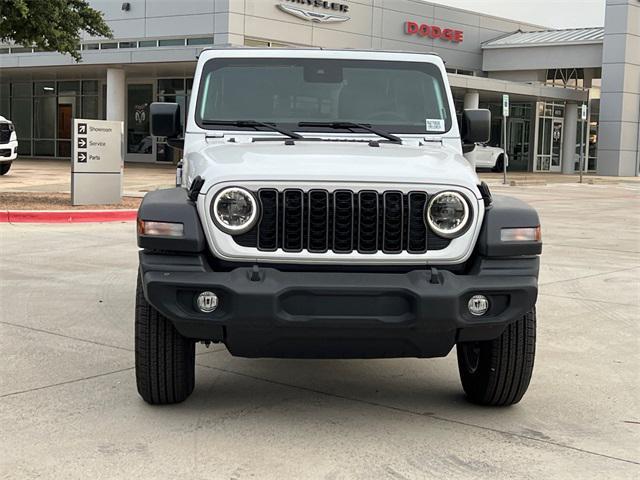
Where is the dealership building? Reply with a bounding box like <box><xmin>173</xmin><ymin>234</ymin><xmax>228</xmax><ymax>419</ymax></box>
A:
<box><xmin>0</xmin><ymin>0</ymin><xmax>638</xmax><ymax>176</ymax></box>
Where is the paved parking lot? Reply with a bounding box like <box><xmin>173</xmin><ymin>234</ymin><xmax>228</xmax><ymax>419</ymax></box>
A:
<box><xmin>1</xmin><ymin>182</ymin><xmax>639</xmax><ymax>479</ymax></box>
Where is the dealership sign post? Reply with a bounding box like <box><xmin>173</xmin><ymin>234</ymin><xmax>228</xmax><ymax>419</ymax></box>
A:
<box><xmin>71</xmin><ymin>119</ymin><xmax>124</xmax><ymax>206</ymax></box>
<box><xmin>502</xmin><ymin>94</ymin><xmax>509</xmax><ymax>185</ymax></box>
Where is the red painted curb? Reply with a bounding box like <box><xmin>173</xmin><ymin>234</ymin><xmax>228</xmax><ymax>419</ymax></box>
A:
<box><xmin>0</xmin><ymin>209</ymin><xmax>138</xmax><ymax>223</ymax></box>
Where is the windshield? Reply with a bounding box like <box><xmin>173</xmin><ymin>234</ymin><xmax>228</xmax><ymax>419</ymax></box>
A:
<box><xmin>195</xmin><ymin>58</ymin><xmax>452</xmax><ymax>135</ymax></box>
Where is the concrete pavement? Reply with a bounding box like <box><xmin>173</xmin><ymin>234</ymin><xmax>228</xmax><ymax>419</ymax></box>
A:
<box><xmin>0</xmin><ymin>158</ymin><xmax>175</xmax><ymax>197</ymax></box>
<box><xmin>0</xmin><ymin>182</ymin><xmax>639</xmax><ymax>479</ymax></box>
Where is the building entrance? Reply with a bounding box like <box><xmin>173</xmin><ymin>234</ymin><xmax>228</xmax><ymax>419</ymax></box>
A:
<box><xmin>126</xmin><ymin>82</ymin><xmax>155</xmax><ymax>162</ymax></box>
<box><xmin>535</xmin><ymin>102</ymin><xmax>564</xmax><ymax>172</ymax></box>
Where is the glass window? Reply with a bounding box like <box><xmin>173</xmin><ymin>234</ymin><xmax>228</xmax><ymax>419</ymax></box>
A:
<box><xmin>127</xmin><ymin>84</ymin><xmax>153</xmax><ymax>154</ymax></box>
<box><xmin>84</xmin><ymin>43</ymin><xmax>100</xmax><ymax>50</ymax></box>
<box><xmin>57</xmin><ymin>81</ymin><xmax>80</xmax><ymax>95</ymax></box>
<box><xmin>187</xmin><ymin>37</ymin><xmax>214</xmax><ymax>46</ymax></box>
<box><xmin>33</xmin><ymin>140</ymin><xmax>55</xmax><ymax>156</ymax></box>
<box><xmin>12</xmin><ymin>83</ymin><xmax>32</xmax><ymax>97</ymax></box>
<box><xmin>158</xmin><ymin>38</ymin><xmax>185</xmax><ymax>46</ymax></box>
<box><xmin>35</xmin><ymin>81</ymin><xmax>56</xmax><ymax>95</ymax></box>
<box><xmin>82</xmin><ymin>80</ymin><xmax>99</xmax><ymax>95</ymax></box>
<box><xmin>101</xmin><ymin>42</ymin><xmax>118</xmax><ymax>49</ymax></box>
<box><xmin>0</xmin><ymin>96</ymin><xmax>8</xmax><ymax>117</ymax></box>
<box><xmin>58</xmin><ymin>141</ymin><xmax>71</xmax><ymax>157</ymax></box>
<box><xmin>82</xmin><ymin>96</ymin><xmax>99</xmax><ymax>119</ymax></box>
<box><xmin>119</xmin><ymin>41</ymin><xmax>138</xmax><ymax>48</ymax></box>
<box><xmin>33</xmin><ymin>96</ymin><xmax>56</xmax><ymax>138</ymax></box>
<box><xmin>0</xmin><ymin>48</ymin><xmax>9</xmax><ymax>54</ymax></box>
<box><xmin>11</xmin><ymin>46</ymin><xmax>32</xmax><ymax>53</ymax></box>
<box><xmin>18</xmin><ymin>140</ymin><xmax>31</xmax><ymax>156</ymax></box>
<box><xmin>138</xmin><ymin>40</ymin><xmax>157</xmax><ymax>47</ymax></box>
<box><xmin>542</xmin><ymin>118</ymin><xmax>552</xmax><ymax>156</ymax></box>
<box><xmin>0</xmin><ymin>84</ymin><xmax>9</xmax><ymax>116</ymax></box>
<box><xmin>11</xmin><ymin>97</ymin><xmax>32</xmax><ymax>139</ymax></box>
<box><xmin>158</xmin><ymin>79</ymin><xmax>185</xmax><ymax>96</ymax></box>
<box><xmin>196</xmin><ymin>58</ymin><xmax>452</xmax><ymax>134</ymax></box>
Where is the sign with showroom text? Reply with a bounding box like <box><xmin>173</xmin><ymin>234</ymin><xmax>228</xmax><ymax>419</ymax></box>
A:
<box><xmin>405</xmin><ymin>21</ymin><xmax>464</xmax><ymax>43</ymax></box>
<box><xmin>71</xmin><ymin>119</ymin><xmax>124</xmax><ymax>205</ymax></box>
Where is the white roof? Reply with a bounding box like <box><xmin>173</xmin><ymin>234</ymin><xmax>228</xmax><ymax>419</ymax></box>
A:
<box><xmin>483</xmin><ymin>27</ymin><xmax>604</xmax><ymax>49</ymax></box>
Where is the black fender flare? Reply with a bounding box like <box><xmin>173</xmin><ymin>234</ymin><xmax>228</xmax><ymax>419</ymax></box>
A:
<box><xmin>477</xmin><ymin>195</ymin><xmax>542</xmax><ymax>257</ymax></box>
<box><xmin>137</xmin><ymin>188</ymin><xmax>206</xmax><ymax>252</ymax></box>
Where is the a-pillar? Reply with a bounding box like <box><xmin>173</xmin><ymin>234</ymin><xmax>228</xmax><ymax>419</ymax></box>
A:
<box><xmin>106</xmin><ymin>68</ymin><xmax>125</xmax><ymax>122</ymax></box>
<box><xmin>562</xmin><ymin>102</ymin><xmax>578</xmax><ymax>174</ymax></box>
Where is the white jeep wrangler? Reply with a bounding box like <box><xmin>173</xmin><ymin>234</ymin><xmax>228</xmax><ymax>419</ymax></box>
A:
<box><xmin>136</xmin><ymin>48</ymin><xmax>541</xmax><ymax>406</ymax></box>
<box><xmin>0</xmin><ymin>116</ymin><xmax>18</xmax><ymax>175</ymax></box>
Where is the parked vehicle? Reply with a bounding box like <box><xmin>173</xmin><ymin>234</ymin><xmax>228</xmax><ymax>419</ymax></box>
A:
<box><xmin>0</xmin><ymin>116</ymin><xmax>18</xmax><ymax>175</ymax></box>
<box><xmin>464</xmin><ymin>143</ymin><xmax>506</xmax><ymax>171</ymax></box>
<box><xmin>136</xmin><ymin>48</ymin><xmax>542</xmax><ymax>406</ymax></box>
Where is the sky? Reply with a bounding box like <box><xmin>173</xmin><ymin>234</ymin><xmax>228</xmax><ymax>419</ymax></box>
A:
<box><xmin>426</xmin><ymin>0</ymin><xmax>606</xmax><ymax>29</ymax></box>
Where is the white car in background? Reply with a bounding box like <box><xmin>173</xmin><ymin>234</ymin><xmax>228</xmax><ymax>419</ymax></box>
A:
<box><xmin>0</xmin><ymin>115</ymin><xmax>18</xmax><ymax>175</ymax></box>
<box><xmin>464</xmin><ymin>143</ymin><xmax>505</xmax><ymax>172</ymax></box>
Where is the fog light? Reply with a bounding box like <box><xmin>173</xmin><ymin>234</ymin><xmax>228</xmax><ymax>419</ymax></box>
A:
<box><xmin>468</xmin><ymin>295</ymin><xmax>489</xmax><ymax>316</ymax></box>
<box><xmin>196</xmin><ymin>291</ymin><xmax>218</xmax><ymax>313</ymax></box>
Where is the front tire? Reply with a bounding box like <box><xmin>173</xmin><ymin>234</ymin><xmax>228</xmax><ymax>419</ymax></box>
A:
<box><xmin>135</xmin><ymin>271</ymin><xmax>195</xmax><ymax>404</ymax></box>
<box><xmin>457</xmin><ymin>308</ymin><xmax>536</xmax><ymax>406</ymax></box>
<box><xmin>0</xmin><ymin>162</ymin><xmax>11</xmax><ymax>175</ymax></box>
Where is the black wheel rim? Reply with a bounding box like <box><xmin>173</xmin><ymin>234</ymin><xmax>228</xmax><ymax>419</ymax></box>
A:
<box><xmin>462</xmin><ymin>342</ymin><xmax>481</xmax><ymax>374</ymax></box>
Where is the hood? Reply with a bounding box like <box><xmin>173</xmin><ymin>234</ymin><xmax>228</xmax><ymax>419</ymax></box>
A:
<box><xmin>186</xmin><ymin>139</ymin><xmax>480</xmax><ymax>195</ymax></box>
<box><xmin>0</xmin><ymin>116</ymin><xmax>9</xmax><ymax>123</ymax></box>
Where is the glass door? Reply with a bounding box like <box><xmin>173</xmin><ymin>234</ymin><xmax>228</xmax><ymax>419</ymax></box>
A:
<box><xmin>126</xmin><ymin>82</ymin><xmax>155</xmax><ymax>162</ymax></box>
<box><xmin>550</xmin><ymin>120</ymin><xmax>563</xmax><ymax>172</ymax></box>
<box><xmin>508</xmin><ymin>119</ymin><xmax>530</xmax><ymax>171</ymax></box>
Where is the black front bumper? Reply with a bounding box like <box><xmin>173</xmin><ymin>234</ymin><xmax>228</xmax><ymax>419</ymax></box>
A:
<box><xmin>140</xmin><ymin>252</ymin><xmax>538</xmax><ymax>359</ymax></box>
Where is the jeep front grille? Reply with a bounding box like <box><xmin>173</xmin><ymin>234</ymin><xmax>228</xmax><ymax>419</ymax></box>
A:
<box><xmin>234</xmin><ymin>189</ymin><xmax>450</xmax><ymax>254</ymax></box>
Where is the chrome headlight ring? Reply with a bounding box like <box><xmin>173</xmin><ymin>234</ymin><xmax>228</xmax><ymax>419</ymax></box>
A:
<box><xmin>211</xmin><ymin>187</ymin><xmax>259</xmax><ymax>235</ymax></box>
<box><xmin>425</xmin><ymin>191</ymin><xmax>471</xmax><ymax>239</ymax></box>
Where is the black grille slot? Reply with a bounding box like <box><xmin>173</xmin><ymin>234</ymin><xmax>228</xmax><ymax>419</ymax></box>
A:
<box><xmin>308</xmin><ymin>190</ymin><xmax>329</xmax><ymax>253</ymax></box>
<box><xmin>407</xmin><ymin>192</ymin><xmax>428</xmax><ymax>253</ymax></box>
<box><xmin>257</xmin><ymin>189</ymin><xmax>278</xmax><ymax>251</ymax></box>
<box><xmin>357</xmin><ymin>191</ymin><xmax>378</xmax><ymax>253</ymax></box>
<box><xmin>235</xmin><ymin>189</ymin><xmax>452</xmax><ymax>253</ymax></box>
<box><xmin>282</xmin><ymin>189</ymin><xmax>304</xmax><ymax>252</ymax></box>
<box><xmin>333</xmin><ymin>190</ymin><xmax>354</xmax><ymax>253</ymax></box>
<box><xmin>382</xmin><ymin>192</ymin><xmax>403</xmax><ymax>253</ymax></box>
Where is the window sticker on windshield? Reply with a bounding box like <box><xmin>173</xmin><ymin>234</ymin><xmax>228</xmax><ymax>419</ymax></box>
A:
<box><xmin>425</xmin><ymin>119</ymin><xmax>445</xmax><ymax>132</ymax></box>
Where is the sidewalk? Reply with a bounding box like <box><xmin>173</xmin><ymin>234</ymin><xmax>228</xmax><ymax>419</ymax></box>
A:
<box><xmin>0</xmin><ymin>158</ymin><xmax>175</xmax><ymax>197</ymax></box>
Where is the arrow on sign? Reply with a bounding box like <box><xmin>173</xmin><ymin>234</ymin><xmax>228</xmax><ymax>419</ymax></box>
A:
<box><xmin>77</xmin><ymin>152</ymin><xmax>87</xmax><ymax>163</ymax></box>
<box><xmin>78</xmin><ymin>123</ymin><xmax>87</xmax><ymax>134</ymax></box>
<box><xmin>77</xmin><ymin>137</ymin><xmax>87</xmax><ymax>149</ymax></box>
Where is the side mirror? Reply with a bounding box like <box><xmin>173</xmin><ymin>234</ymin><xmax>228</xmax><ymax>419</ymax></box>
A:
<box><xmin>461</xmin><ymin>109</ymin><xmax>491</xmax><ymax>144</ymax></box>
<box><xmin>150</xmin><ymin>102</ymin><xmax>181</xmax><ymax>138</ymax></box>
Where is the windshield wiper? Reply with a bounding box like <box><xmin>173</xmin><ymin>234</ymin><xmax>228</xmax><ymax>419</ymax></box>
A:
<box><xmin>298</xmin><ymin>121</ymin><xmax>402</xmax><ymax>144</ymax></box>
<box><xmin>201</xmin><ymin>120</ymin><xmax>303</xmax><ymax>140</ymax></box>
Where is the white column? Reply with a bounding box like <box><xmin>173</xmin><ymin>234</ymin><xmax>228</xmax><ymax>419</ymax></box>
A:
<box><xmin>463</xmin><ymin>91</ymin><xmax>480</xmax><ymax>110</ymax></box>
<box><xmin>562</xmin><ymin>102</ymin><xmax>578</xmax><ymax>174</ymax></box>
<box><xmin>106</xmin><ymin>68</ymin><xmax>125</xmax><ymax>122</ymax></box>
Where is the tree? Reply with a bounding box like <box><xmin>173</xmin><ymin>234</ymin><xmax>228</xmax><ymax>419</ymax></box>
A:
<box><xmin>0</xmin><ymin>0</ymin><xmax>112</xmax><ymax>61</ymax></box>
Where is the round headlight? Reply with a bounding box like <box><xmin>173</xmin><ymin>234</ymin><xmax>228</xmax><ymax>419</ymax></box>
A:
<box><xmin>211</xmin><ymin>187</ymin><xmax>259</xmax><ymax>234</ymax></box>
<box><xmin>426</xmin><ymin>191</ymin><xmax>470</xmax><ymax>238</ymax></box>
